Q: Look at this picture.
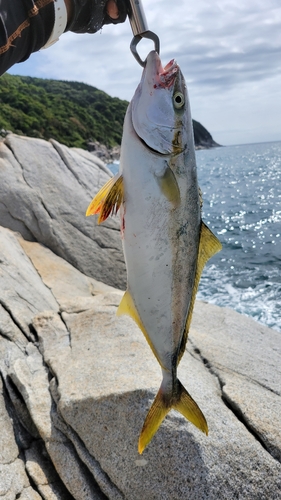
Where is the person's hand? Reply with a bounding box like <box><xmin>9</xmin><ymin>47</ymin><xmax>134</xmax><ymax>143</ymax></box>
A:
<box><xmin>67</xmin><ymin>0</ymin><xmax>127</xmax><ymax>34</ymax></box>
<box><xmin>106</xmin><ymin>0</ymin><xmax>119</xmax><ymax>19</ymax></box>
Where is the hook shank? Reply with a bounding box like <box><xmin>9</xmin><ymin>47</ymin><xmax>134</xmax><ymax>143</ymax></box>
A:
<box><xmin>127</xmin><ymin>0</ymin><xmax>160</xmax><ymax>67</ymax></box>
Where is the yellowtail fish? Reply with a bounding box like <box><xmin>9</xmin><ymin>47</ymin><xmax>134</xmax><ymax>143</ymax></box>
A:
<box><xmin>86</xmin><ymin>51</ymin><xmax>222</xmax><ymax>454</ymax></box>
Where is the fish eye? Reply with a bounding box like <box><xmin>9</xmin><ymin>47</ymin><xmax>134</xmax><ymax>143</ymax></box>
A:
<box><xmin>173</xmin><ymin>92</ymin><xmax>185</xmax><ymax>109</ymax></box>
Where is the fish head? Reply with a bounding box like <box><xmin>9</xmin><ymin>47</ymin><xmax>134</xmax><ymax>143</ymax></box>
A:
<box><xmin>131</xmin><ymin>50</ymin><xmax>190</xmax><ymax>155</ymax></box>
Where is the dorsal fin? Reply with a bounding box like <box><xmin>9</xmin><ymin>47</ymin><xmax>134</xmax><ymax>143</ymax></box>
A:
<box><xmin>86</xmin><ymin>172</ymin><xmax>124</xmax><ymax>223</ymax></box>
<box><xmin>178</xmin><ymin>221</ymin><xmax>222</xmax><ymax>364</ymax></box>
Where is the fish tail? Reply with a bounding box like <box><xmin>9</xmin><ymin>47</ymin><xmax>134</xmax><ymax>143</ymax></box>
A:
<box><xmin>138</xmin><ymin>378</ymin><xmax>208</xmax><ymax>454</ymax></box>
<box><xmin>138</xmin><ymin>386</ymin><xmax>170</xmax><ymax>455</ymax></box>
<box><xmin>173</xmin><ymin>380</ymin><xmax>208</xmax><ymax>435</ymax></box>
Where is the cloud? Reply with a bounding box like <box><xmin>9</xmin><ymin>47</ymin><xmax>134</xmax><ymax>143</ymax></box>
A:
<box><xmin>7</xmin><ymin>0</ymin><xmax>281</xmax><ymax>145</ymax></box>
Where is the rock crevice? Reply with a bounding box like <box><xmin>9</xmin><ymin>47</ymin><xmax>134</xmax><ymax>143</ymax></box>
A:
<box><xmin>190</xmin><ymin>341</ymin><xmax>280</xmax><ymax>463</ymax></box>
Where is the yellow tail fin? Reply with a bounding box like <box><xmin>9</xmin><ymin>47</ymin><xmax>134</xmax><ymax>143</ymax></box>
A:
<box><xmin>138</xmin><ymin>379</ymin><xmax>208</xmax><ymax>454</ymax></box>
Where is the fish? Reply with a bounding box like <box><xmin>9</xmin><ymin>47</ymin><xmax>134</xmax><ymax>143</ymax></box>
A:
<box><xmin>86</xmin><ymin>50</ymin><xmax>222</xmax><ymax>454</ymax></box>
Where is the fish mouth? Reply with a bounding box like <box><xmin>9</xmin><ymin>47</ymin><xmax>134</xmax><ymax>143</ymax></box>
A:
<box><xmin>157</xmin><ymin>59</ymin><xmax>179</xmax><ymax>89</ymax></box>
<box><xmin>139</xmin><ymin>136</ymin><xmax>185</xmax><ymax>157</ymax></box>
<box><xmin>139</xmin><ymin>136</ymin><xmax>171</xmax><ymax>156</ymax></box>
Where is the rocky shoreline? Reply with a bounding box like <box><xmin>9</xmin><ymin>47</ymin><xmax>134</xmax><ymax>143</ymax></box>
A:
<box><xmin>0</xmin><ymin>135</ymin><xmax>280</xmax><ymax>500</ymax></box>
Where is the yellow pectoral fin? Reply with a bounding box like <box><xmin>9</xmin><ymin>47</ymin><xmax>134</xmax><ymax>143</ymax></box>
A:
<box><xmin>178</xmin><ymin>222</ymin><xmax>222</xmax><ymax>364</ymax></box>
<box><xmin>156</xmin><ymin>166</ymin><xmax>180</xmax><ymax>208</ymax></box>
<box><xmin>86</xmin><ymin>173</ymin><xmax>124</xmax><ymax>223</ymax></box>
<box><xmin>117</xmin><ymin>290</ymin><xmax>163</xmax><ymax>368</ymax></box>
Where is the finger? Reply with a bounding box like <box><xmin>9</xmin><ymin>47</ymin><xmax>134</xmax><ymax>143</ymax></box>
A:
<box><xmin>106</xmin><ymin>0</ymin><xmax>119</xmax><ymax>19</ymax></box>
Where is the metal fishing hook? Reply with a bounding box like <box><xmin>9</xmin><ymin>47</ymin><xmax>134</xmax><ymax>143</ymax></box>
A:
<box><xmin>127</xmin><ymin>0</ymin><xmax>160</xmax><ymax>67</ymax></box>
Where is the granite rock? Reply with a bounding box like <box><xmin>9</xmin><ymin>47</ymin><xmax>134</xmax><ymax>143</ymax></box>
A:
<box><xmin>0</xmin><ymin>134</ymin><xmax>125</xmax><ymax>289</ymax></box>
<box><xmin>0</xmin><ymin>377</ymin><xmax>40</xmax><ymax>500</ymax></box>
<box><xmin>190</xmin><ymin>301</ymin><xmax>281</xmax><ymax>462</ymax></box>
<box><xmin>0</xmin><ymin>226</ymin><xmax>58</xmax><ymax>340</ymax></box>
<box><xmin>0</xmin><ymin>226</ymin><xmax>280</xmax><ymax>499</ymax></box>
<box><xmin>33</xmin><ymin>307</ymin><xmax>281</xmax><ymax>500</ymax></box>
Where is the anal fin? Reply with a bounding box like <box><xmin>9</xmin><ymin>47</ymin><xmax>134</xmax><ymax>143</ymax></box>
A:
<box><xmin>86</xmin><ymin>172</ymin><xmax>123</xmax><ymax>223</ymax></box>
<box><xmin>117</xmin><ymin>290</ymin><xmax>163</xmax><ymax>368</ymax></box>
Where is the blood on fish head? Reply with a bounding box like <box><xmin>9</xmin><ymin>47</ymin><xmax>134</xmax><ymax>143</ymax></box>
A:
<box><xmin>158</xmin><ymin>59</ymin><xmax>179</xmax><ymax>89</ymax></box>
<box><xmin>131</xmin><ymin>51</ymin><xmax>189</xmax><ymax>155</ymax></box>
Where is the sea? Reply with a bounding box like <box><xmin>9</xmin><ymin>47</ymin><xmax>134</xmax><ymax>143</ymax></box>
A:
<box><xmin>108</xmin><ymin>140</ymin><xmax>281</xmax><ymax>332</ymax></box>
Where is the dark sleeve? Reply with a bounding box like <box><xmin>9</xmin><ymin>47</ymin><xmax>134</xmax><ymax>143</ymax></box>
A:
<box><xmin>0</xmin><ymin>0</ymin><xmax>55</xmax><ymax>77</ymax></box>
<box><xmin>68</xmin><ymin>0</ymin><xmax>127</xmax><ymax>34</ymax></box>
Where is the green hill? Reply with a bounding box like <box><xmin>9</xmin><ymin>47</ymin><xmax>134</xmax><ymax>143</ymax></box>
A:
<box><xmin>0</xmin><ymin>73</ymin><xmax>219</xmax><ymax>149</ymax></box>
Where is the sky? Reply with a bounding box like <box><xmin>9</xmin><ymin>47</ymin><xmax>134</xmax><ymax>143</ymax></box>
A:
<box><xmin>8</xmin><ymin>0</ymin><xmax>281</xmax><ymax>146</ymax></box>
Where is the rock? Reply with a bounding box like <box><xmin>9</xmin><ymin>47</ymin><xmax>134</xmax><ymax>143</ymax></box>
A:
<box><xmin>0</xmin><ymin>459</ymin><xmax>30</xmax><ymax>500</ymax></box>
<box><xmin>0</xmin><ymin>226</ymin><xmax>59</xmax><ymax>340</ymax></box>
<box><xmin>0</xmin><ymin>377</ymin><xmax>40</xmax><ymax>500</ymax></box>
<box><xmin>24</xmin><ymin>440</ymin><xmax>73</xmax><ymax>500</ymax></box>
<box><xmin>0</xmin><ymin>227</ymin><xmax>280</xmax><ymax>499</ymax></box>
<box><xmin>33</xmin><ymin>307</ymin><xmax>281</xmax><ymax>500</ymax></box>
<box><xmin>191</xmin><ymin>301</ymin><xmax>281</xmax><ymax>393</ymax></box>
<box><xmin>193</xmin><ymin>120</ymin><xmax>221</xmax><ymax>149</ymax></box>
<box><xmin>18</xmin><ymin>487</ymin><xmax>42</xmax><ymax>500</ymax></box>
<box><xmin>0</xmin><ymin>377</ymin><xmax>19</xmax><ymax>465</ymax></box>
<box><xmin>0</xmin><ymin>328</ymin><xmax>105</xmax><ymax>500</ymax></box>
<box><xmin>190</xmin><ymin>301</ymin><xmax>281</xmax><ymax>461</ymax></box>
<box><xmin>0</xmin><ymin>226</ymin><xmax>121</xmax><ymax>499</ymax></box>
<box><xmin>86</xmin><ymin>141</ymin><xmax>121</xmax><ymax>164</ymax></box>
<box><xmin>18</xmin><ymin>238</ymin><xmax>118</xmax><ymax>310</ymax></box>
<box><xmin>0</xmin><ymin>134</ymin><xmax>126</xmax><ymax>289</ymax></box>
